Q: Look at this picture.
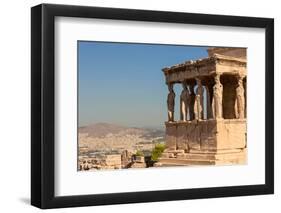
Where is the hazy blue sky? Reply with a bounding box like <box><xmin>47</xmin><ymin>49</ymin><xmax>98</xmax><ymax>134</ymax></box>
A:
<box><xmin>78</xmin><ymin>41</ymin><xmax>208</xmax><ymax>128</ymax></box>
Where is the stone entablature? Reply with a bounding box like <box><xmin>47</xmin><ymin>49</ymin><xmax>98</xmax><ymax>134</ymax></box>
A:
<box><xmin>207</xmin><ymin>47</ymin><xmax>246</xmax><ymax>59</ymax></box>
<box><xmin>163</xmin><ymin>54</ymin><xmax>246</xmax><ymax>84</ymax></box>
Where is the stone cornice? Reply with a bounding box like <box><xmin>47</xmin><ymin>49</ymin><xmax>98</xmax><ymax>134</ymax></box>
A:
<box><xmin>162</xmin><ymin>54</ymin><xmax>246</xmax><ymax>76</ymax></box>
<box><xmin>162</xmin><ymin>54</ymin><xmax>247</xmax><ymax>83</ymax></box>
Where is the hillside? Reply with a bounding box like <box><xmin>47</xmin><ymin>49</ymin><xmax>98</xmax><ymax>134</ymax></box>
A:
<box><xmin>78</xmin><ymin>122</ymin><xmax>165</xmax><ymax>156</ymax></box>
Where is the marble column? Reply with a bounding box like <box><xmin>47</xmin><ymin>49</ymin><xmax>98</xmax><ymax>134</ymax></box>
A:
<box><xmin>194</xmin><ymin>78</ymin><xmax>204</xmax><ymax>120</ymax></box>
<box><xmin>180</xmin><ymin>82</ymin><xmax>190</xmax><ymax>121</ymax></box>
<box><xmin>205</xmin><ymin>85</ymin><xmax>213</xmax><ymax>119</ymax></box>
<box><xmin>167</xmin><ymin>83</ymin><xmax>175</xmax><ymax>122</ymax></box>
<box><xmin>235</xmin><ymin>75</ymin><xmax>245</xmax><ymax>119</ymax></box>
<box><xmin>243</xmin><ymin>77</ymin><xmax>247</xmax><ymax>118</ymax></box>
<box><xmin>212</xmin><ymin>74</ymin><xmax>223</xmax><ymax>119</ymax></box>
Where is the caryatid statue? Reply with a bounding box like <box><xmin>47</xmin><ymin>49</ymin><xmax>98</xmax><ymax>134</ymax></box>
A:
<box><xmin>194</xmin><ymin>78</ymin><xmax>204</xmax><ymax>120</ymax></box>
<box><xmin>189</xmin><ymin>83</ymin><xmax>196</xmax><ymax>120</ymax></box>
<box><xmin>180</xmin><ymin>82</ymin><xmax>190</xmax><ymax>121</ymax></box>
<box><xmin>212</xmin><ymin>74</ymin><xmax>223</xmax><ymax>119</ymax></box>
<box><xmin>167</xmin><ymin>83</ymin><xmax>176</xmax><ymax>122</ymax></box>
<box><xmin>235</xmin><ymin>76</ymin><xmax>245</xmax><ymax>119</ymax></box>
<box><xmin>205</xmin><ymin>85</ymin><xmax>213</xmax><ymax>119</ymax></box>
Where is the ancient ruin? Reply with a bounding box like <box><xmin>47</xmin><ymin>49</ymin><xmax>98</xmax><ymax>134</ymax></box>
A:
<box><xmin>156</xmin><ymin>47</ymin><xmax>247</xmax><ymax>166</ymax></box>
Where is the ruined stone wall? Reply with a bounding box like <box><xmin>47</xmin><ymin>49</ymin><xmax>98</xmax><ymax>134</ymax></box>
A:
<box><xmin>219</xmin><ymin>48</ymin><xmax>246</xmax><ymax>59</ymax></box>
<box><xmin>208</xmin><ymin>48</ymin><xmax>246</xmax><ymax>59</ymax></box>
<box><xmin>79</xmin><ymin>154</ymin><xmax>122</xmax><ymax>171</ymax></box>
<box><xmin>101</xmin><ymin>154</ymin><xmax>122</xmax><ymax>169</ymax></box>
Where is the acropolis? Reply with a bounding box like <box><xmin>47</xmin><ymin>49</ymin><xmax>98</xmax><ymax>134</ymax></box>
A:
<box><xmin>156</xmin><ymin>47</ymin><xmax>247</xmax><ymax>166</ymax></box>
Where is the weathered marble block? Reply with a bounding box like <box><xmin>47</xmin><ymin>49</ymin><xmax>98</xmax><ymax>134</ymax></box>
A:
<box><xmin>216</xmin><ymin>119</ymin><xmax>246</xmax><ymax>150</ymax></box>
<box><xmin>165</xmin><ymin>124</ymin><xmax>177</xmax><ymax>150</ymax></box>
<box><xmin>176</xmin><ymin>123</ymin><xmax>189</xmax><ymax>151</ymax></box>
<box><xmin>164</xmin><ymin>119</ymin><xmax>246</xmax><ymax>153</ymax></box>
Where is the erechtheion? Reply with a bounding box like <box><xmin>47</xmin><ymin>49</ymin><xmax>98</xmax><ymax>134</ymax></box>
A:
<box><xmin>157</xmin><ymin>47</ymin><xmax>247</xmax><ymax>166</ymax></box>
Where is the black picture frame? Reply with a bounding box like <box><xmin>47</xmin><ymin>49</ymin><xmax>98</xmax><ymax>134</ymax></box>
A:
<box><xmin>31</xmin><ymin>3</ymin><xmax>274</xmax><ymax>209</ymax></box>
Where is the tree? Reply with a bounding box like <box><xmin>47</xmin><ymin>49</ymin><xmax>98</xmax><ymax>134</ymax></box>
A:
<box><xmin>151</xmin><ymin>143</ymin><xmax>166</xmax><ymax>161</ymax></box>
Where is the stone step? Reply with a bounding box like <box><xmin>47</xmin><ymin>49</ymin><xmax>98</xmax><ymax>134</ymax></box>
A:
<box><xmin>158</xmin><ymin>151</ymin><xmax>246</xmax><ymax>166</ymax></box>
<box><xmin>178</xmin><ymin>152</ymin><xmax>245</xmax><ymax>161</ymax></box>
<box><xmin>181</xmin><ymin>153</ymin><xmax>216</xmax><ymax>160</ymax></box>
<box><xmin>190</xmin><ymin>148</ymin><xmax>245</xmax><ymax>154</ymax></box>
<box><xmin>158</xmin><ymin>158</ymin><xmax>216</xmax><ymax>165</ymax></box>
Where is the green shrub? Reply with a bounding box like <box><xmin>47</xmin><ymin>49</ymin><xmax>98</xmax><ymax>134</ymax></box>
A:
<box><xmin>135</xmin><ymin>150</ymin><xmax>144</xmax><ymax>156</ymax></box>
<box><xmin>151</xmin><ymin>143</ymin><xmax>166</xmax><ymax>161</ymax></box>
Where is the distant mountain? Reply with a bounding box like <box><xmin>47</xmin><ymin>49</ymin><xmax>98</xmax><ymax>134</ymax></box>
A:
<box><xmin>79</xmin><ymin>122</ymin><xmax>163</xmax><ymax>138</ymax></box>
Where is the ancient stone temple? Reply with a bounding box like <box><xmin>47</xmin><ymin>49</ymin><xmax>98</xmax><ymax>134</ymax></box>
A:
<box><xmin>157</xmin><ymin>47</ymin><xmax>247</xmax><ymax>166</ymax></box>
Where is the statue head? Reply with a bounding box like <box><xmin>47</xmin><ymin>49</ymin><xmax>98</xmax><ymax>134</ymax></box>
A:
<box><xmin>168</xmin><ymin>83</ymin><xmax>174</xmax><ymax>92</ymax></box>
<box><xmin>237</xmin><ymin>76</ymin><xmax>243</xmax><ymax>86</ymax></box>
<box><xmin>214</xmin><ymin>75</ymin><xmax>220</xmax><ymax>84</ymax></box>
